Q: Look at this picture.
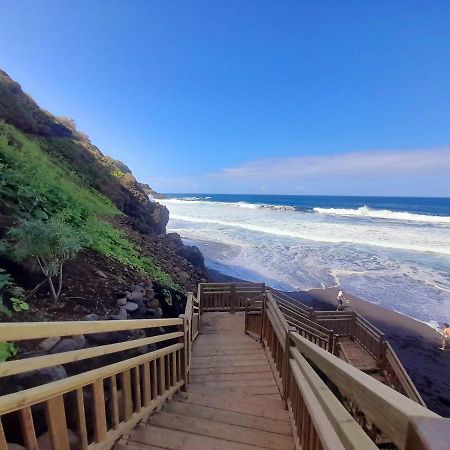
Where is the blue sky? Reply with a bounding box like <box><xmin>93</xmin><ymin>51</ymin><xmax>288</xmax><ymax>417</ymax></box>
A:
<box><xmin>1</xmin><ymin>0</ymin><xmax>450</xmax><ymax>196</ymax></box>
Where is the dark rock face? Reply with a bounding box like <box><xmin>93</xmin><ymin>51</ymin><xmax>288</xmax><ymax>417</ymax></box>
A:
<box><xmin>179</xmin><ymin>245</ymin><xmax>205</xmax><ymax>270</ymax></box>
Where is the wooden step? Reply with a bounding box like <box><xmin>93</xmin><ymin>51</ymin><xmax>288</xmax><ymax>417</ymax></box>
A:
<box><xmin>128</xmin><ymin>424</ymin><xmax>266</xmax><ymax>449</ymax></box>
<box><xmin>190</xmin><ymin>364</ymin><xmax>271</xmax><ymax>376</ymax></box>
<box><xmin>178</xmin><ymin>387</ymin><xmax>283</xmax><ymax>407</ymax></box>
<box><xmin>186</xmin><ymin>383</ymin><xmax>281</xmax><ymax>397</ymax></box>
<box><xmin>192</xmin><ymin>347</ymin><xmax>264</xmax><ymax>357</ymax></box>
<box><xmin>174</xmin><ymin>392</ymin><xmax>289</xmax><ymax>420</ymax></box>
<box><xmin>190</xmin><ymin>371</ymin><xmax>274</xmax><ymax>382</ymax></box>
<box><xmin>146</xmin><ymin>411</ymin><xmax>294</xmax><ymax>450</ymax></box>
<box><xmin>164</xmin><ymin>400</ymin><xmax>293</xmax><ymax>436</ymax></box>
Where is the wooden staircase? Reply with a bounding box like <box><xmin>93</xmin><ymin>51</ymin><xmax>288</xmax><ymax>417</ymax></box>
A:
<box><xmin>115</xmin><ymin>313</ymin><xmax>295</xmax><ymax>449</ymax></box>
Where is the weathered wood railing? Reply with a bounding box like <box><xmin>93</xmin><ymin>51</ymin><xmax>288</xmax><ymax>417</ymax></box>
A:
<box><xmin>198</xmin><ymin>282</ymin><xmax>265</xmax><ymax>313</ymax></box>
<box><xmin>238</xmin><ymin>283</ymin><xmax>449</xmax><ymax>450</ymax></box>
<box><xmin>0</xmin><ymin>290</ymin><xmax>202</xmax><ymax>450</ymax></box>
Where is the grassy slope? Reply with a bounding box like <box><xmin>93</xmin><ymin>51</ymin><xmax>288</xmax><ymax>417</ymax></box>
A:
<box><xmin>0</xmin><ymin>122</ymin><xmax>175</xmax><ymax>287</ymax></box>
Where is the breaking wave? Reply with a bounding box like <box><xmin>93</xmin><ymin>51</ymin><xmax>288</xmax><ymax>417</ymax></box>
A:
<box><xmin>313</xmin><ymin>205</ymin><xmax>450</xmax><ymax>224</ymax></box>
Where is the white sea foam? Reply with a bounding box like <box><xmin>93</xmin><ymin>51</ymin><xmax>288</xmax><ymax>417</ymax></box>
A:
<box><xmin>161</xmin><ymin>197</ymin><xmax>450</xmax><ymax>324</ymax></box>
<box><xmin>314</xmin><ymin>205</ymin><xmax>450</xmax><ymax>224</ymax></box>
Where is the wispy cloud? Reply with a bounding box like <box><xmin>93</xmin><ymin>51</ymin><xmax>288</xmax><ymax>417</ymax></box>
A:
<box><xmin>208</xmin><ymin>148</ymin><xmax>450</xmax><ymax>180</ymax></box>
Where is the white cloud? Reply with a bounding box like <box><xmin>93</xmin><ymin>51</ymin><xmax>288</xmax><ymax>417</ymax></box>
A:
<box><xmin>208</xmin><ymin>148</ymin><xmax>450</xmax><ymax>181</ymax></box>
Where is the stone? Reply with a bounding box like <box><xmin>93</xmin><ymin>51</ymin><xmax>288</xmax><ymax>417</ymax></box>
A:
<box><xmin>14</xmin><ymin>365</ymin><xmax>67</xmax><ymax>390</ymax></box>
<box><xmin>38</xmin><ymin>336</ymin><xmax>60</xmax><ymax>352</ymax></box>
<box><xmin>37</xmin><ymin>429</ymin><xmax>81</xmax><ymax>450</ymax></box>
<box><xmin>95</xmin><ymin>270</ymin><xmax>107</xmax><ymax>279</ymax></box>
<box><xmin>84</xmin><ymin>313</ymin><xmax>99</xmax><ymax>321</ymax></box>
<box><xmin>129</xmin><ymin>289</ymin><xmax>146</xmax><ymax>301</ymax></box>
<box><xmin>148</xmin><ymin>298</ymin><xmax>160</xmax><ymax>308</ymax></box>
<box><xmin>144</xmin><ymin>308</ymin><xmax>160</xmax><ymax>318</ymax></box>
<box><xmin>70</xmin><ymin>334</ymin><xmax>86</xmax><ymax>349</ymax></box>
<box><xmin>123</xmin><ymin>302</ymin><xmax>139</xmax><ymax>312</ymax></box>
<box><xmin>7</xmin><ymin>444</ymin><xmax>26</xmax><ymax>450</ymax></box>
<box><xmin>49</xmin><ymin>338</ymin><xmax>79</xmax><ymax>354</ymax></box>
<box><xmin>145</xmin><ymin>288</ymin><xmax>155</xmax><ymax>299</ymax></box>
<box><xmin>116</xmin><ymin>297</ymin><xmax>127</xmax><ymax>306</ymax></box>
<box><xmin>109</xmin><ymin>307</ymin><xmax>128</xmax><ymax>320</ymax></box>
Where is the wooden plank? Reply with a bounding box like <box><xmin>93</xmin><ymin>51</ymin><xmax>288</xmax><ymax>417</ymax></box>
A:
<box><xmin>128</xmin><ymin>424</ymin><xmax>266</xmax><ymax>450</ymax></box>
<box><xmin>18</xmin><ymin>406</ymin><xmax>38</xmax><ymax>450</ymax></box>
<box><xmin>190</xmin><ymin>371</ymin><xmax>274</xmax><ymax>382</ymax></box>
<box><xmin>142</xmin><ymin>362</ymin><xmax>151</xmax><ymax>406</ymax></box>
<box><xmin>75</xmin><ymin>388</ymin><xmax>89</xmax><ymax>449</ymax></box>
<box><xmin>175</xmin><ymin>392</ymin><xmax>290</xmax><ymax>421</ymax></box>
<box><xmin>190</xmin><ymin>364</ymin><xmax>271</xmax><ymax>375</ymax></box>
<box><xmin>109</xmin><ymin>376</ymin><xmax>120</xmax><ymax>430</ymax></box>
<box><xmin>165</xmin><ymin>401</ymin><xmax>292</xmax><ymax>435</ymax></box>
<box><xmin>88</xmin><ymin>381</ymin><xmax>184</xmax><ymax>450</ymax></box>
<box><xmin>191</xmin><ymin>353</ymin><xmax>266</xmax><ymax>361</ymax></box>
<box><xmin>289</xmin><ymin>361</ymin><xmax>345</xmax><ymax>450</ymax></box>
<box><xmin>158</xmin><ymin>356</ymin><xmax>165</xmax><ymax>395</ymax></box>
<box><xmin>195</xmin><ymin>379</ymin><xmax>276</xmax><ymax>388</ymax></box>
<box><xmin>132</xmin><ymin>366</ymin><xmax>142</xmax><ymax>412</ymax></box>
<box><xmin>290</xmin><ymin>333</ymin><xmax>438</xmax><ymax>450</ymax></box>
<box><xmin>92</xmin><ymin>380</ymin><xmax>108</xmax><ymax>442</ymax></box>
<box><xmin>151</xmin><ymin>359</ymin><xmax>158</xmax><ymax>399</ymax></box>
<box><xmin>120</xmin><ymin>370</ymin><xmax>133</xmax><ymax>421</ymax></box>
<box><xmin>290</xmin><ymin>347</ymin><xmax>377</xmax><ymax>450</ymax></box>
<box><xmin>147</xmin><ymin>411</ymin><xmax>293</xmax><ymax>450</ymax></box>
<box><xmin>0</xmin><ymin>343</ymin><xmax>183</xmax><ymax>416</ymax></box>
<box><xmin>0</xmin><ymin>418</ymin><xmax>7</xmax><ymax>450</ymax></box>
<box><xmin>0</xmin><ymin>331</ymin><xmax>183</xmax><ymax>378</ymax></box>
<box><xmin>171</xmin><ymin>352</ymin><xmax>177</xmax><ymax>387</ymax></box>
<box><xmin>190</xmin><ymin>358</ymin><xmax>268</xmax><ymax>368</ymax></box>
<box><xmin>0</xmin><ymin>318</ymin><xmax>183</xmax><ymax>341</ymax></box>
<box><xmin>45</xmin><ymin>396</ymin><xmax>70</xmax><ymax>450</ymax></box>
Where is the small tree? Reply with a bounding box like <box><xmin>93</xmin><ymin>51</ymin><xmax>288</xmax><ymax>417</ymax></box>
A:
<box><xmin>1</xmin><ymin>218</ymin><xmax>83</xmax><ymax>302</ymax></box>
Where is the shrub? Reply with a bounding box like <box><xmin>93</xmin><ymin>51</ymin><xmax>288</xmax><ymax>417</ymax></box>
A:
<box><xmin>2</xmin><ymin>218</ymin><xmax>84</xmax><ymax>302</ymax></box>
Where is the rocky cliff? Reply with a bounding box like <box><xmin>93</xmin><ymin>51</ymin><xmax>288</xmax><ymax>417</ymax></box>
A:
<box><xmin>0</xmin><ymin>69</ymin><xmax>207</xmax><ymax>324</ymax></box>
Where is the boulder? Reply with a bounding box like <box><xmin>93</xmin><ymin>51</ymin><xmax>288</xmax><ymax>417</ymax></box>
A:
<box><xmin>7</xmin><ymin>444</ymin><xmax>26</xmax><ymax>450</ymax></box>
<box><xmin>123</xmin><ymin>302</ymin><xmax>139</xmax><ymax>312</ymax></box>
<box><xmin>148</xmin><ymin>298</ymin><xmax>160</xmax><ymax>308</ymax></box>
<box><xmin>116</xmin><ymin>297</ymin><xmax>127</xmax><ymax>306</ymax></box>
<box><xmin>38</xmin><ymin>336</ymin><xmax>60</xmax><ymax>352</ymax></box>
<box><xmin>95</xmin><ymin>270</ymin><xmax>107</xmax><ymax>279</ymax></box>
<box><xmin>84</xmin><ymin>314</ymin><xmax>100</xmax><ymax>321</ymax></box>
<box><xmin>37</xmin><ymin>429</ymin><xmax>81</xmax><ymax>450</ymax></box>
<box><xmin>178</xmin><ymin>245</ymin><xmax>205</xmax><ymax>269</ymax></box>
<box><xmin>14</xmin><ymin>365</ymin><xmax>67</xmax><ymax>390</ymax></box>
<box><xmin>70</xmin><ymin>334</ymin><xmax>86</xmax><ymax>349</ymax></box>
<box><xmin>109</xmin><ymin>308</ymin><xmax>128</xmax><ymax>320</ymax></box>
<box><xmin>166</xmin><ymin>232</ymin><xmax>183</xmax><ymax>249</ymax></box>
<box><xmin>50</xmin><ymin>339</ymin><xmax>79</xmax><ymax>354</ymax></box>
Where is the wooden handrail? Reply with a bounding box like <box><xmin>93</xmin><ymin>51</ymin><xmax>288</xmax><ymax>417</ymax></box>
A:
<box><xmin>290</xmin><ymin>333</ymin><xmax>438</xmax><ymax>450</ymax></box>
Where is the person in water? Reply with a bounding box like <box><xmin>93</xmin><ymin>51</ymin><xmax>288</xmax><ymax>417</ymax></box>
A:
<box><xmin>336</xmin><ymin>290</ymin><xmax>348</xmax><ymax>311</ymax></box>
<box><xmin>439</xmin><ymin>323</ymin><xmax>450</xmax><ymax>351</ymax></box>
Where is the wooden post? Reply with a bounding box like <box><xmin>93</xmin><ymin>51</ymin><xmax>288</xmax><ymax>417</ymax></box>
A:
<box><xmin>260</xmin><ymin>293</ymin><xmax>266</xmax><ymax>345</ymax></box>
<box><xmin>328</xmin><ymin>331</ymin><xmax>334</xmax><ymax>354</ymax></box>
<box><xmin>230</xmin><ymin>283</ymin><xmax>236</xmax><ymax>314</ymax></box>
<box><xmin>198</xmin><ymin>284</ymin><xmax>203</xmax><ymax>317</ymax></box>
<box><xmin>282</xmin><ymin>326</ymin><xmax>296</xmax><ymax>405</ymax></box>
<box><xmin>179</xmin><ymin>315</ymin><xmax>188</xmax><ymax>391</ymax></box>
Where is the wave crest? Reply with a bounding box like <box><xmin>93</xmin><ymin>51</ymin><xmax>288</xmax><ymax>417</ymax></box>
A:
<box><xmin>313</xmin><ymin>205</ymin><xmax>450</xmax><ymax>224</ymax></box>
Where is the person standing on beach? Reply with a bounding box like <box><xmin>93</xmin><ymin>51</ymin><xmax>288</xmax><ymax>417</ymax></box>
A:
<box><xmin>337</xmin><ymin>290</ymin><xmax>347</xmax><ymax>311</ymax></box>
<box><xmin>439</xmin><ymin>323</ymin><xmax>450</xmax><ymax>351</ymax></box>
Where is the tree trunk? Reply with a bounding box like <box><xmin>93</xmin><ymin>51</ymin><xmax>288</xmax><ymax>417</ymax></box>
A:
<box><xmin>47</xmin><ymin>275</ymin><xmax>58</xmax><ymax>303</ymax></box>
<box><xmin>55</xmin><ymin>264</ymin><xmax>63</xmax><ymax>300</ymax></box>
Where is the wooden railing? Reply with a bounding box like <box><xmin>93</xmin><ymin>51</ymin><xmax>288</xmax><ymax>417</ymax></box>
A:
<box><xmin>240</xmin><ymin>285</ymin><xmax>449</xmax><ymax>450</ymax></box>
<box><xmin>0</xmin><ymin>290</ymin><xmax>202</xmax><ymax>450</ymax></box>
<box><xmin>198</xmin><ymin>282</ymin><xmax>265</xmax><ymax>313</ymax></box>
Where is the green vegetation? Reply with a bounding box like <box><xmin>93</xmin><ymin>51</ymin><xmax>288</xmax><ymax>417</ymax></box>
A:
<box><xmin>0</xmin><ymin>268</ymin><xmax>28</xmax><ymax>317</ymax></box>
<box><xmin>0</xmin><ymin>342</ymin><xmax>17</xmax><ymax>362</ymax></box>
<box><xmin>2</xmin><ymin>218</ymin><xmax>84</xmax><ymax>302</ymax></box>
<box><xmin>0</xmin><ymin>122</ymin><xmax>176</xmax><ymax>291</ymax></box>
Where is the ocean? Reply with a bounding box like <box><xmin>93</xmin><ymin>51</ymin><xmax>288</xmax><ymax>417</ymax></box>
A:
<box><xmin>159</xmin><ymin>194</ymin><xmax>450</xmax><ymax>326</ymax></box>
